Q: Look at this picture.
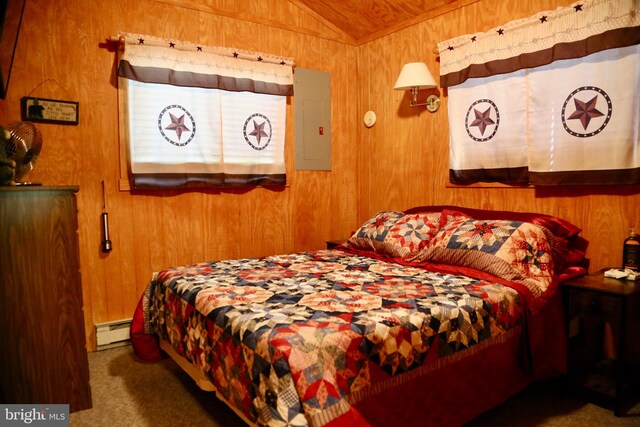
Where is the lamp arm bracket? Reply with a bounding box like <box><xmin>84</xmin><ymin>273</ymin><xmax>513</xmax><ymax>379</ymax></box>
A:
<box><xmin>409</xmin><ymin>94</ymin><xmax>440</xmax><ymax>112</ymax></box>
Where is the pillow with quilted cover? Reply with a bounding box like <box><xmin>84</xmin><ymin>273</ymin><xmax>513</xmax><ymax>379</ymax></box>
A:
<box><xmin>346</xmin><ymin>211</ymin><xmax>405</xmax><ymax>253</ymax></box>
<box><xmin>410</xmin><ymin>212</ymin><xmax>556</xmax><ymax>313</ymax></box>
<box><xmin>385</xmin><ymin>212</ymin><xmax>441</xmax><ymax>258</ymax></box>
<box><xmin>404</xmin><ymin>205</ymin><xmax>581</xmax><ymax>239</ymax></box>
<box><xmin>346</xmin><ymin>211</ymin><xmax>441</xmax><ymax>258</ymax></box>
<box><xmin>404</xmin><ymin>205</ymin><xmax>587</xmax><ymax>271</ymax></box>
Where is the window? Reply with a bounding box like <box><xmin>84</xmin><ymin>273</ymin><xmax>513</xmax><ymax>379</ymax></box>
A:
<box><xmin>439</xmin><ymin>0</ymin><xmax>640</xmax><ymax>186</ymax></box>
<box><xmin>116</xmin><ymin>33</ymin><xmax>294</xmax><ymax>190</ymax></box>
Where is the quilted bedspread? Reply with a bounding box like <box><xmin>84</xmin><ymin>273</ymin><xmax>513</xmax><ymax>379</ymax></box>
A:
<box><xmin>143</xmin><ymin>249</ymin><xmax>526</xmax><ymax>426</ymax></box>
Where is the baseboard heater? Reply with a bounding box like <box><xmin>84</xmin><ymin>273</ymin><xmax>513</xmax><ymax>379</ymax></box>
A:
<box><xmin>95</xmin><ymin>318</ymin><xmax>132</xmax><ymax>351</ymax></box>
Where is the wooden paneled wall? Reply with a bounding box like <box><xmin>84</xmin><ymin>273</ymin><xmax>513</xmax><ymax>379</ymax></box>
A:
<box><xmin>1</xmin><ymin>0</ymin><xmax>638</xmax><ymax>350</ymax></box>
<box><xmin>1</xmin><ymin>0</ymin><xmax>359</xmax><ymax>350</ymax></box>
<box><xmin>357</xmin><ymin>0</ymin><xmax>640</xmax><ymax>273</ymax></box>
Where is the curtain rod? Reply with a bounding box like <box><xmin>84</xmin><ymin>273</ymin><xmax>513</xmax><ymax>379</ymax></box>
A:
<box><xmin>109</xmin><ymin>33</ymin><xmax>296</xmax><ymax>67</ymax></box>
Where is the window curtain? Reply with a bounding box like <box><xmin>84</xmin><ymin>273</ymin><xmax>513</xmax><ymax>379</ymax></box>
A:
<box><xmin>438</xmin><ymin>0</ymin><xmax>640</xmax><ymax>186</ymax></box>
<box><xmin>117</xmin><ymin>32</ymin><xmax>294</xmax><ymax>189</ymax></box>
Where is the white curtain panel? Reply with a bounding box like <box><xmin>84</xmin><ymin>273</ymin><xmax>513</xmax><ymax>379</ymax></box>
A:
<box><xmin>527</xmin><ymin>45</ymin><xmax>640</xmax><ymax>184</ymax></box>
<box><xmin>447</xmin><ymin>70</ymin><xmax>529</xmax><ymax>184</ymax></box>
<box><xmin>220</xmin><ymin>91</ymin><xmax>286</xmax><ymax>177</ymax></box>
<box><xmin>126</xmin><ymin>80</ymin><xmax>223</xmax><ymax>174</ymax></box>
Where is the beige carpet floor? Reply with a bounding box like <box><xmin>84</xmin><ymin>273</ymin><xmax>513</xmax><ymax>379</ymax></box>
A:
<box><xmin>70</xmin><ymin>345</ymin><xmax>640</xmax><ymax>426</ymax></box>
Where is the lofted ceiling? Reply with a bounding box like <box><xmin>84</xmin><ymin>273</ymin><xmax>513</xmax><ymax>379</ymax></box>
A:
<box><xmin>289</xmin><ymin>0</ymin><xmax>481</xmax><ymax>44</ymax></box>
<box><xmin>156</xmin><ymin>0</ymin><xmax>481</xmax><ymax>46</ymax></box>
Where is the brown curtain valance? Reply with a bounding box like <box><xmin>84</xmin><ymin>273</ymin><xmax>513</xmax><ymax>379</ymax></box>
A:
<box><xmin>117</xmin><ymin>32</ymin><xmax>294</xmax><ymax>96</ymax></box>
<box><xmin>438</xmin><ymin>0</ymin><xmax>640</xmax><ymax>88</ymax></box>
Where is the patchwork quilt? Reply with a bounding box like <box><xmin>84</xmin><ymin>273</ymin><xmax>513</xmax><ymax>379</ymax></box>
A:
<box><xmin>144</xmin><ymin>249</ymin><xmax>526</xmax><ymax>426</ymax></box>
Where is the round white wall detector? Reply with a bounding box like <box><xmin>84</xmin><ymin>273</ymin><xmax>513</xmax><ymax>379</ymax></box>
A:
<box><xmin>363</xmin><ymin>111</ymin><xmax>377</xmax><ymax>128</ymax></box>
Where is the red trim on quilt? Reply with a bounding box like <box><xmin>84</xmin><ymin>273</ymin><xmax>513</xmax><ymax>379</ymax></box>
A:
<box><xmin>324</xmin><ymin>409</ymin><xmax>372</xmax><ymax>427</ymax></box>
<box><xmin>130</xmin><ymin>294</ymin><xmax>164</xmax><ymax>362</ymax></box>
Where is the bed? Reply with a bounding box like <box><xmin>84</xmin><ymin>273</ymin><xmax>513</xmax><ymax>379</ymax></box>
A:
<box><xmin>130</xmin><ymin>206</ymin><xmax>589</xmax><ymax>426</ymax></box>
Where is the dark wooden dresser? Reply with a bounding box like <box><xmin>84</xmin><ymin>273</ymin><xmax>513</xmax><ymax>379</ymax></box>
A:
<box><xmin>0</xmin><ymin>186</ymin><xmax>92</xmax><ymax>412</ymax></box>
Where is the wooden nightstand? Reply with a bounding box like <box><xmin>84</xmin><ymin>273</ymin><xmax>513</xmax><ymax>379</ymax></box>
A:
<box><xmin>562</xmin><ymin>269</ymin><xmax>640</xmax><ymax>416</ymax></box>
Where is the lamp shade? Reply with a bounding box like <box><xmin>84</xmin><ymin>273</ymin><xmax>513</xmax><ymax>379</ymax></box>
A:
<box><xmin>394</xmin><ymin>62</ymin><xmax>437</xmax><ymax>90</ymax></box>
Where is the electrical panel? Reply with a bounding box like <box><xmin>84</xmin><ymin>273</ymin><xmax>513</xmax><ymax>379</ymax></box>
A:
<box><xmin>294</xmin><ymin>68</ymin><xmax>331</xmax><ymax>171</ymax></box>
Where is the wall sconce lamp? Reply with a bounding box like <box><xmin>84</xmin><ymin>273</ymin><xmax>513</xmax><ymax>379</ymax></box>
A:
<box><xmin>394</xmin><ymin>62</ymin><xmax>440</xmax><ymax>113</ymax></box>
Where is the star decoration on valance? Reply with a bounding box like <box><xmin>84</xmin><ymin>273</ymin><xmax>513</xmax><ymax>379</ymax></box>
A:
<box><xmin>122</xmin><ymin>35</ymin><xmax>293</xmax><ymax>67</ymax></box>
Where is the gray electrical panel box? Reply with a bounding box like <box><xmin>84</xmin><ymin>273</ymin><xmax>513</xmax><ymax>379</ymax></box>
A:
<box><xmin>294</xmin><ymin>68</ymin><xmax>331</xmax><ymax>171</ymax></box>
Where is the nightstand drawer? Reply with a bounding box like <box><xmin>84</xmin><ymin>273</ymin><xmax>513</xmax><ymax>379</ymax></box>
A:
<box><xmin>569</xmin><ymin>289</ymin><xmax>621</xmax><ymax>321</ymax></box>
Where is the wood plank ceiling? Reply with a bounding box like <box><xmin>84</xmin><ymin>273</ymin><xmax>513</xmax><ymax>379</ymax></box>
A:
<box><xmin>289</xmin><ymin>0</ymin><xmax>481</xmax><ymax>44</ymax></box>
<box><xmin>157</xmin><ymin>0</ymin><xmax>480</xmax><ymax>45</ymax></box>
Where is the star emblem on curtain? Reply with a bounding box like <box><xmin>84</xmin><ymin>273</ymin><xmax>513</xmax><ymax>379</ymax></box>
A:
<box><xmin>567</xmin><ymin>95</ymin><xmax>604</xmax><ymax>130</ymax></box>
<box><xmin>249</xmin><ymin>120</ymin><xmax>268</xmax><ymax>145</ymax></box>
<box><xmin>470</xmin><ymin>107</ymin><xmax>495</xmax><ymax>136</ymax></box>
<box><xmin>165</xmin><ymin>113</ymin><xmax>191</xmax><ymax>141</ymax></box>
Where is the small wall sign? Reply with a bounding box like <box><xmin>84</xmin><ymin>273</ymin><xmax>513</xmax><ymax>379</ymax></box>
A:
<box><xmin>21</xmin><ymin>96</ymin><xmax>79</xmax><ymax>125</ymax></box>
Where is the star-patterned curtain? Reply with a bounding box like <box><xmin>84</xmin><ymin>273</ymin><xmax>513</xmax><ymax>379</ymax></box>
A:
<box><xmin>117</xmin><ymin>33</ymin><xmax>294</xmax><ymax>189</ymax></box>
<box><xmin>438</xmin><ymin>0</ymin><xmax>640</xmax><ymax>186</ymax></box>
